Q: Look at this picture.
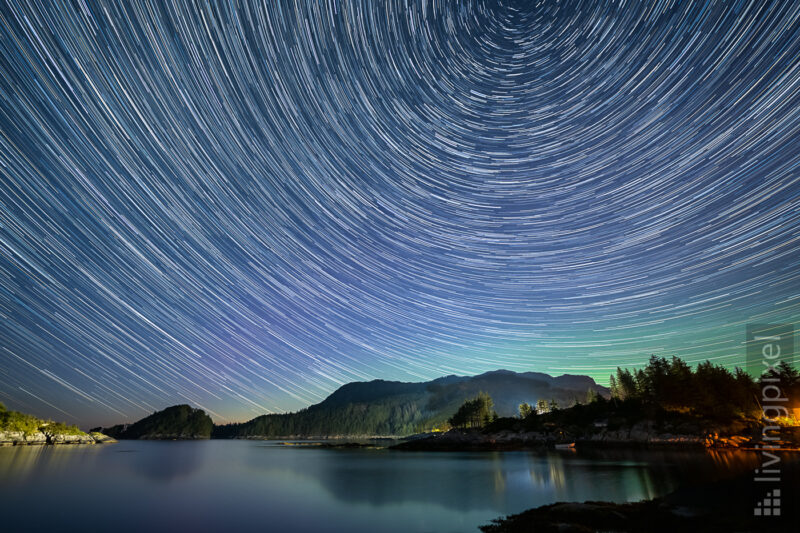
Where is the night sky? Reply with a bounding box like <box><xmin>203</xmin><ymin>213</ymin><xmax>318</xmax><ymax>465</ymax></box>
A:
<box><xmin>1</xmin><ymin>1</ymin><xmax>799</xmax><ymax>427</ymax></box>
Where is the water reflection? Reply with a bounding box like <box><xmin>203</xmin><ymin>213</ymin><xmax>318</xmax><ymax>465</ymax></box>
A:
<box><xmin>0</xmin><ymin>442</ymin><xmax>776</xmax><ymax>533</ymax></box>
<box><xmin>125</xmin><ymin>442</ymin><xmax>204</xmax><ymax>482</ymax></box>
<box><xmin>0</xmin><ymin>445</ymin><xmax>49</xmax><ymax>480</ymax></box>
<box><xmin>239</xmin><ymin>446</ymin><xmax>762</xmax><ymax>512</ymax></box>
<box><xmin>0</xmin><ymin>443</ymin><xmax>103</xmax><ymax>480</ymax></box>
<box><xmin>0</xmin><ymin>441</ymin><xmax>206</xmax><ymax>483</ymax></box>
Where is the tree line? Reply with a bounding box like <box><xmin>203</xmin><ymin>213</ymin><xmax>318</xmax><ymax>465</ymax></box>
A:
<box><xmin>608</xmin><ymin>355</ymin><xmax>799</xmax><ymax>420</ymax></box>
<box><xmin>508</xmin><ymin>355</ymin><xmax>800</xmax><ymax>425</ymax></box>
<box><xmin>448</xmin><ymin>391</ymin><xmax>498</xmax><ymax>429</ymax></box>
<box><xmin>0</xmin><ymin>402</ymin><xmax>84</xmax><ymax>436</ymax></box>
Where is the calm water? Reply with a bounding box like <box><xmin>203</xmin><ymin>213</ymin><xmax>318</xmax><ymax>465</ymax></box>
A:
<box><xmin>0</xmin><ymin>440</ymin><xmax>761</xmax><ymax>532</ymax></box>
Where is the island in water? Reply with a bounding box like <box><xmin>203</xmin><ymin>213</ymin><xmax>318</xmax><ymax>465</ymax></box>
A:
<box><xmin>0</xmin><ymin>402</ymin><xmax>114</xmax><ymax>445</ymax></box>
<box><xmin>94</xmin><ymin>404</ymin><xmax>213</xmax><ymax>440</ymax></box>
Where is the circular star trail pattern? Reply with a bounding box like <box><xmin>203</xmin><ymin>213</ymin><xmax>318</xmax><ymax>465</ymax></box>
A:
<box><xmin>1</xmin><ymin>1</ymin><xmax>799</xmax><ymax>425</ymax></box>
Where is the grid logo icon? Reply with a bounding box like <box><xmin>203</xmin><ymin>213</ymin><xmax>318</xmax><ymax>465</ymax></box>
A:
<box><xmin>754</xmin><ymin>489</ymin><xmax>781</xmax><ymax>517</ymax></box>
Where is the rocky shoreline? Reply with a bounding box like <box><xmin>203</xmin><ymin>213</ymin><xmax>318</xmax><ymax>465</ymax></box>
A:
<box><xmin>230</xmin><ymin>434</ymin><xmax>402</xmax><ymax>441</ymax></box>
<box><xmin>0</xmin><ymin>430</ymin><xmax>116</xmax><ymax>446</ymax></box>
<box><xmin>392</xmin><ymin>424</ymin><xmax>800</xmax><ymax>452</ymax></box>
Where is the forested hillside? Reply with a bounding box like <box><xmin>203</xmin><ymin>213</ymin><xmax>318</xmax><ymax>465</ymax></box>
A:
<box><xmin>213</xmin><ymin>370</ymin><xmax>609</xmax><ymax>438</ymax></box>
<box><xmin>98</xmin><ymin>404</ymin><xmax>213</xmax><ymax>439</ymax></box>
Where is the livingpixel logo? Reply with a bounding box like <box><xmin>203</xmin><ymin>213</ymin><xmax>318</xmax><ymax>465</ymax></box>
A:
<box><xmin>753</xmin><ymin>489</ymin><xmax>780</xmax><ymax>517</ymax></box>
<box><xmin>746</xmin><ymin>323</ymin><xmax>795</xmax><ymax>518</ymax></box>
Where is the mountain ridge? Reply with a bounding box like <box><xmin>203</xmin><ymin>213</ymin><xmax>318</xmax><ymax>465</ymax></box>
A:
<box><xmin>96</xmin><ymin>370</ymin><xmax>609</xmax><ymax>439</ymax></box>
<box><xmin>212</xmin><ymin>369</ymin><xmax>609</xmax><ymax>438</ymax></box>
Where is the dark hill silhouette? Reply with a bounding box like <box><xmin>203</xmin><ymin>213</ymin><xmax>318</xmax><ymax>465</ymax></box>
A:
<box><xmin>97</xmin><ymin>404</ymin><xmax>212</xmax><ymax>440</ymax></box>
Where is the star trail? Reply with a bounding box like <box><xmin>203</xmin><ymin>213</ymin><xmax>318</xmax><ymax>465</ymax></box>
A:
<box><xmin>1</xmin><ymin>1</ymin><xmax>799</xmax><ymax>426</ymax></box>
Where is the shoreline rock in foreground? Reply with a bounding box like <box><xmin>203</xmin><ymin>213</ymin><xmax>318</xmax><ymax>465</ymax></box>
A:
<box><xmin>480</xmin><ymin>460</ymin><xmax>800</xmax><ymax>532</ymax></box>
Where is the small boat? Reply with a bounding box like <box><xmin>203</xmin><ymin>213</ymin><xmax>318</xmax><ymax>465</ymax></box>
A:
<box><xmin>554</xmin><ymin>442</ymin><xmax>575</xmax><ymax>450</ymax></box>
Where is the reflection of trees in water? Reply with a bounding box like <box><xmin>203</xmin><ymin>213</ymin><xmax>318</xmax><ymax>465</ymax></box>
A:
<box><xmin>524</xmin><ymin>453</ymin><xmax>566</xmax><ymax>490</ymax></box>
<box><xmin>127</xmin><ymin>442</ymin><xmax>204</xmax><ymax>482</ymax></box>
<box><xmin>242</xmin><ymin>448</ymin><xmax>755</xmax><ymax>512</ymax></box>
<box><xmin>0</xmin><ymin>444</ymin><xmax>103</xmax><ymax>480</ymax></box>
<box><xmin>0</xmin><ymin>445</ymin><xmax>50</xmax><ymax>480</ymax></box>
<box><xmin>428</xmin><ymin>450</ymin><xmax>753</xmax><ymax>509</ymax></box>
<box><xmin>242</xmin><ymin>448</ymin><xmax>524</xmax><ymax>511</ymax></box>
<box><xmin>302</xmin><ymin>452</ymin><xmax>512</xmax><ymax>511</ymax></box>
<box><xmin>558</xmin><ymin>448</ymin><xmax>765</xmax><ymax>502</ymax></box>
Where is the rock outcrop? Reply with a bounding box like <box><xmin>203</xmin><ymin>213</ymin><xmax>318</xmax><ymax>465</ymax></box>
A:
<box><xmin>89</xmin><ymin>431</ymin><xmax>117</xmax><ymax>443</ymax></box>
<box><xmin>0</xmin><ymin>430</ymin><xmax>115</xmax><ymax>446</ymax></box>
<box><xmin>1</xmin><ymin>404</ymin><xmax>114</xmax><ymax>445</ymax></box>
